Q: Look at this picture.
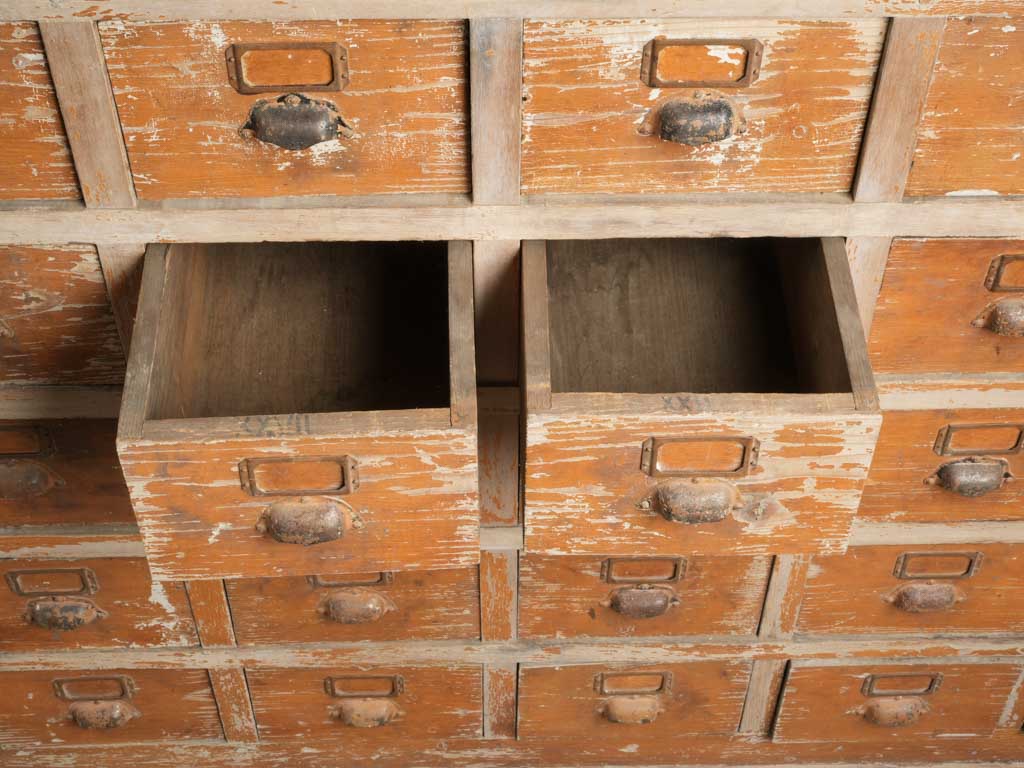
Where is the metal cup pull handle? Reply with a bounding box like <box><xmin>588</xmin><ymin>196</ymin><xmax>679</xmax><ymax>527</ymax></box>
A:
<box><xmin>972</xmin><ymin>297</ymin><xmax>1024</xmax><ymax>337</ymax></box>
<box><xmin>858</xmin><ymin>697</ymin><xmax>928</xmax><ymax>728</ymax></box>
<box><xmin>885</xmin><ymin>582</ymin><xmax>963</xmax><ymax>613</ymax></box>
<box><xmin>600</xmin><ymin>695</ymin><xmax>662</xmax><ymax>725</ymax></box>
<box><xmin>332</xmin><ymin>698</ymin><xmax>403</xmax><ymax>728</ymax></box>
<box><xmin>643</xmin><ymin>478</ymin><xmax>743</xmax><ymax>524</ymax></box>
<box><xmin>255</xmin><ymin>498</ymin><xmax>355</xmax><ymax>545</ymax></box>
<box><xmin>925</xmin><ymin>457</ymin><xmax>1012</xmax><ymax>497</ymax></box>
<box><xmin>316</xmin><ymin>588</ymin><xmax>396</xmax><ymax>624</ymax></box>
<box><xmin>69</xmin><ymin>700</ymin><xmax>141</xmax><ymax>729</ymax></box>
<box><xmin>26</xmin><ymin>596</ymin><xmax>108</xmax><ymax>631</ymax></box>
<box><xmin>657</xmin><ymin>91</ymin><xmax>746</xmax><ymax>146</ymax></box>
<box><xmin>601</xmin><ymin>585</ymin><xmax>680</xmax><ymax>619</ymax></box>
<box><xmin>240</xmin><ymin>93</ymin><xmax>354</xmax><ymax>151</ymax></box>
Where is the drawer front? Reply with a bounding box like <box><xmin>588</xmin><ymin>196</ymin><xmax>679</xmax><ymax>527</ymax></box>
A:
<box><xmin>519</xmin><ymin>554</ymin><xmax>770</xmax><ymax>638</ymax></box>
<box><xmin>119</xmin><ymin>429</ymin><xmax>479</xmax><ymax>580</ymax></box>
<box><xmin>226</xmin><ymin>567</ymin><xmax>480</xmax><ymax>644</ymax></box>
<box><xmin>522</xmin><ymin>19</ymin><xmax>885</xmax><ymax>195</ymax></box>
<box><xmin>0</xmin><ymin>245</ymin><xmax>125</xmax><ymax>386</ymax></box>
<box><xmin>1</xmin><ymin>420</ymin><xmax>135</xmax><ymax>527</ymax></box>
<box><xmin>871</xmin><ymin>239</ymin><xmax>1024</xmax><ymax>376</ymax></box>
<box><xmin>906</xmin><ymin>17</ymin><xmax>1024</xmax><ymax>197</ymax></box>
<box><xmin>518</xmin><ymin>661</ymin><xmax>751</xmax><ymax>742</ymax></box>
<box><xmin>524</xmin><ymin>411</ymin><xmax>879</xmax><ymax>556</ymax></box>
<box><xmin>0</xmin><ymin>24</ymin><xmax>79</xmax><ymax>200</ymax></box>
<box><xmin>858</xmin><ymin>409</ymin><xmax>1024</xmax><ymax>524</ymax></box>
<box><xmin>0</xmin><ymin>668</ymin><xmax>222</xmax><ymax>746</ymax></box>
<box><xmin>0</xmin><ymin>557</ymin><xmax>196</xmax><ymax>650</ymax></box>
<box><xmin>774</xmin><ymin>663</ymin><xmax>1022</xmax><ymax>742</ymax></box>
<box><xmin>98</xmin><ymin>21</ymin><xmax>468</xmax><ymax>200</ymax></box>
<box><xmin>247</xmin><ymin>665</ymin><xmax>481</xmax><ymax>741</ymax></box>
<box><xmin>797</xmin><ymin>545</ymin><xmax>1024</xmax><ymax>636</ymax></box>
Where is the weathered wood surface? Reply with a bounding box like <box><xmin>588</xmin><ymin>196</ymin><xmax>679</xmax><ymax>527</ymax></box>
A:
<box><xmin>797</xmin><ymin>544</ymin><xmax>1024</xmax><ymax>636</ymax></box>
<box><xmin>0</xmin><ymin>245</ymin><xmax>125</xmax><ymax>386</ymax></box>
<box><xmin>0</xmin><ymin>667</ymin><xmax>223</xmax><ymax>747</ymax></box>
<box><xmin>906</xmin><ymin>16</ymin><xmax>1024</xmax><ymax>197</ymax></box>
<box><xmin>0</xmin><ymin>23</ymin><xmax>79</xmax><ymax>200</ymax></box>
<box><xmin>773</xmin><ymin>662</ymin><xmax>1023</xmax><ymax>742</ymax></box>
<box><xmin>478</xmin><ymin>387</ymin><xmax>520</xmax><ymax>526</ymax></box>
<box><xmin>858</xmin><ymin>408</ymin><xmax>1024</xmax><ymax>524</ymax></box>
<box><xmin>522</xmin><ymin>20</ymin><xmax>886</xmax><ymax>194</ymax></box>
<box><xmin>0</xmin><ymin>557</ymin><xmax>196</xmax><ymax>651</ymax></box>
<box><xmin>246</xmin><ymin>664</ymin><xmax>483</xmax><ymax>741</ymax></box>
<box><xmin>484</xmin><ymin>662</ymin><xmax>517</xmax><ymax>738</ymax></box>
<box><xmin>185</xmin><ymin>579</ymin><xmax>236</xmax><ymax>647</ymax></box>
<box><xmin>519</xmin><ymin>554</ymin><xmax>771</xmax><ymax>638</ymax></box>
<box><xmin>845</xmin><ymin>237</ymin><xmax>893</xmax><ymax>336</ymax></box>
<box><xmin>525</xmin><ymin>410</ymin><xmax>880</xmax><ymax>556</ymax></box>
<box><xmin>470</xmin><ymin>20</ymin><xmax>522</xmax><ymax>204</ymax></box>
<box><xmin>208</xmin><ymin>667</ymin><xmax>259</xmax><ymax>743</ymax></box>
<box><xmin>0</xmin><ymin>419</ymin><xmax>136</xmax><ymax>528</ymax></box>
<box><xmin>226</xmin><ymin>567</ymin><xmax>481</xmax><ymax>644</ymax></box>
<box><xmin>98</xmin><ymin>20</ymin><xmax>468</xmax><ymax>200</ymax></box>
<box><xmin>871</xmin><ymin>238</ymin><xmax>1024</xmax><ymax>377</ymax></box>
<box><xmin>481</xmin><ymin>550</ymin><xmax>517</xmax><ymax>641</ymax></box>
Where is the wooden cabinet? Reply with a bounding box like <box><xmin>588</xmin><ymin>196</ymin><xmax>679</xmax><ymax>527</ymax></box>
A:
<box><xmin>116</xmin><ymin>241</ymin><xmax>478</xmax><ymax>580</ymax></box>
<box><xmin>98</xmin><ymin>20</ymin><xmax>469</xmax><ymax>201</ymax></box>
<box><xmin>522</xmin><ymin>237</ymin><xmax>879</xmax><ymax>558</ymax></box>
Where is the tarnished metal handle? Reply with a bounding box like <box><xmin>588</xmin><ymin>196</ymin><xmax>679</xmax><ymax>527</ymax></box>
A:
<box><xmin>601</xmin><ymin>585</ymin><xmax>680</xmax><ymax>619</ymax></box>
<box><xmin>0</xmin><ymin>459</ymin><xmax>63</xmax><ymax>500</ymax></box>
<box><xmin>657</xmin><ymin>91</ymin><xmax>746</xmax><ymax>146</ymax></box>
<box><xmin>69</xmin><ymin>700</ymin><xmax>141</xmax><ymax>729</ymax></box>
<box><xmin>858</xmin><ymin>697</ymin><xmax>928</xmax><ymax>727</ymax></box>
<box><xmin>255</xmin><ymin>498</ymin><xmax>354</xmax><ymax>545</ymax></box>
<box><xmin>25</xmin><ymin>596</ymin><xmax>108</xmax><ymax>631</ymax></box>
<box><xmin>332</xmin><ymin>698</ymin><xmax>403</xmax><ymax>728</ymax></box>
<box><xmin>643</xmin><ymin>478</ymin><xmax>743</xmax><ymax>524</ymax></box>
<box><xmin>600</xmin><ymin>695</ymin><xmax>662</xmax><ymax>725</ymax></box>
<box><xmin>925</xmin><ymin>456</ymin><xmax>1012</xmax><ymax>497</ymax></box>
<box><xmin>972</xmin><ymin>297</ymin><xmax>1024</xmax><ymax>337</ymax></box>
<box><xmin>885</xmin><ymin>582</ymin><xmax>963</xmax><ymax>613</ymax></box>
<box><xmin>316</xmin><ymin>588</ymin><xmax>396</xmax><ymax>624</ymax></box>
<box><xmin>240</xmin><ymin>93</ymin><xmax>354</xmax><ymax>151</ymax></box>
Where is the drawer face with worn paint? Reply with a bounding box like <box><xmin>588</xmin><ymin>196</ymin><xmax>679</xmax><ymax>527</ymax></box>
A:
<box><xmin>522</xmin><ymin>19</ymin><xmax>885</xmax><ymax>195</ymax></box>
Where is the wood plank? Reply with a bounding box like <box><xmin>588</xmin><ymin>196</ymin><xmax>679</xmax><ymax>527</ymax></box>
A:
<box><xmin>473</xmin><ymin>241</ymin><xmax>521</xmax><ymax>385</ymax></box>
<box><xmin>852</xmin><ymin>18</ymin><xmax>945</xmax><ymax>202</ymax></box>
<box><xmin>758</xmin><ymin>556</ymin><xmax>810</xmax><ymax>639</ymax></box>
<box><xmin>851</xmin><ymin>519</ymin><xmax>1024</xmax><ymax>546</ymax></box>
<box><xmin>738</xmin><ymin>659</ymin><xmax>788</xmax><ymax>736</ymax></box>
<box><xmin>37</xmin><ymin>20</ymin><xmax>136</xmax><ymax>208</ymax></box>
<box><xmin>0</xmin><ymin>386</ymin><xmax>122</xmax><ymax>419</ymax></box>
<box><xmin>185</xmin><ymin>580</ymin><xmax>236</xmax><ymax>647</ymax></box>
<box><xmin>478</xmin><ymin>387</ymin><xmax>520</xmax><ymax>526</ymax></box>
<box><xmin>208</xmin><ymin>667</ymin><xmax>259</xmax><ymax>743</ymax></box>
<box><xmin>520</xmin><ymin>240</ymin><xmax>550</xmax><ymax>412</ymax></box>
<box><xmin>480</xmin><ymin>550</ymin><xmax>517</xmax><ymax>641</ymax></box>
<box><xmin>877</xmin><ymin>375</ymin><xmax>1024</xmax><ymax>410</ymax></box>
<box><xmin>483</xmin><ymin>663</ymin><xmax>517</xmax><ymax>738</ymax></box>
<box><xmin>845</xmin><ymin>236</ymin><xmax>892</xmax><ymax>336</ymax></box>
<box><xmin>3</xmin><ymin>199</ymin><xmax>1024</xmax><ymax>244</ymax></box>
<box><xmin>449</xmin><ymin>240</ymin><xmax>478</xmax><ymax>428</ymax></box>
<box><xmin>470</xmin><ymin>19</ymin><xmax>522</xmax><ymax>204</ymax></box>
<box><xmin>97</xmin><ymin>243</ymin><xmax>145</xmax><ymax>352</ymax></box>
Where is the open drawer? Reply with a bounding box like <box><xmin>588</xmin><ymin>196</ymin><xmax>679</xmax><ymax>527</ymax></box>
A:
<box><xmin>117</xmin><ymin>241</ymin><xmax>478</xmax><ymax>580</ymax></box>
<box><xmin>522</xmin><ymin>237</ymin><xmax>879</xmax><ymax>557</ymax></box>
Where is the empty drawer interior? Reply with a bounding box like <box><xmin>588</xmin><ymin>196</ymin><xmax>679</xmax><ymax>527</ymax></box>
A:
<box><xmin>146</xmin><ymin>241</ymin><xmax>451</xmax><ymax>420</ymax></box>
<box><xmin>547</xmin><ymin>238</ymin><xmax>852</xmax><ymax>395</ymax></box>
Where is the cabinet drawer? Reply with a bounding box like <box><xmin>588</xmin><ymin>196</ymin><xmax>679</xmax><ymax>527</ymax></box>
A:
<box><xmin>247</xmin><ymin>665</ymin><xmax>481</xmax><ymax>741</ymax></box>
<box><xmin>0</xmin><ymin>557</ymin><xmax>196</xmax><ymax>650</ymax></box>
<box><xmin>117</xmin><ymin>241</ymin><xmax>478</xmax><ymax>581</ymax></box>
<box><xmin>0</xmin><ymin>668</ymin><xmax>222</xmax><ymax>746</ymax></box>
<box><xmin>523</xmin><ymin>238</ymin><xmax>879</xmax><ymax>557</ymax></box>
<box><xmin>0</xmin><ymin>245</ymin><xmax>124</xmax><ymax>386</ymax></box>
<box><xmin>774</xmin><ymin>662</ymin><xmax>1022</xmax><ymax>743</ymax></box>
<box><xmin>859</xmin><ymin>409</ymin><xmax>1024</xmax><ymax>524</ymax></box>
<box><xmin>518</xmin><ymin>661</ymin><xmax>751</xmax><ymax>743</ymax></box>
<box><xmin>98</xmin><ymin>21</ymin><xmax>468</xmax><ymax>201</ymax></box>
<box><xmin>906</xmin><ymin>17</ymin><xmax>1024</xmax><ymax>197</ymax></box>
<box><xmin>871</xmin><ymin>239</ymin><xmax>1024</xmax><ymax>377</ymax></box>
<box><xmin>0</xmin><ymin>420</ymin><xmax>135</xmax><ymax>528</ymax></box>
<box><xmin>522</xmin><ymin>19</ymin><xmax>885</xmax><ymax>195</ymax></box>
<box><xmin>519</xmin><ymin>554</ymin><xmax>770</xmax><ymax>638</ymax></box>
<box><xmin>797</xmin><ymin>545</ymin><xmax>1024</xmax><ymax>636</ymax></box>
<box><xmin>0</xmin><ymin>23</ymin><xmax>79</xmax><ymax>200</ymax></box>
<box><xmin>226</xmin><ymin>567</ymin><xmax>480</xmax><ymax>644</ymax></box>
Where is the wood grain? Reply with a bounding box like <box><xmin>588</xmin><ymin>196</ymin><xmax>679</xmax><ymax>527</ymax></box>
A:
<box><xmin>797</xmin><ymin>544</ymin><xmax>1024</xmax><ymax>636</ymax></box>
<box><xmin>473</xmin><ymin>241</ymin><xmax>521</xmax><ymax>386</ymax></box>
<box><xmin>225</xmin><ymin>567</ymin><xmax>481</xmax><ymax>644</ymax></box>
<box><xmin>522</xmin><ymin>19</ymin><xmax>886</xmax><ymax>194</ymax></box>
<box><xmin>906</xmin><ymin>16</ymin><xmax>1024</xmax><ymax>197</ymax></box>
<box><xmin>208</xmin><ymin>667</ymin><xmax>258</xmax><ymax>742</ymax></box>
<box><xmin>185</xmin><ymin>580</ymin><xmax>236</xmax><ymax>647</ymax></box>
<box><xmin>0</xmin><ymin>557</ymin><xmax>196</xmax><ymax>651</ymax></box>
<box><xmin>0</xmin><ymin>245</ymin><xmax>125</xmax><ymax>386</ymax></box>
<box><xmin>38</xmin><ymin>20</ymin><xmax>136</xmax><ymax>208</ymax></box>
<box><xmin>845</xmin><ymin>236</ymin><xmax>893</xmax><ymax>336</ymax></box>
<box><xmin>519</xmin><ymin>554</ymin><xmax>771</xmax><ymax>638</ymax></box>
<box><xmin>870</xmin><ymin>238</ymin><xmax>1024</xmax><ymax>376</ymax></box>
<box><xmin>480</xmin><ymin>550</ymin><xmax>517</xmax><ymax>641</ymax></box>
<box><xmin>858</xmin><ymin>408</ymin><xmax>1024</xmax><ymax>524</ymax></box>
<box><xmin>478</xmin><ymin>387</ymin><xmax>520</xmax><ymax>526</ymax></box>
<box><xmin>852</xmin><ymin>18</ymin><xmax>944</xmax><ymax>202</ymax></box>
<box><xmin>96</xmin><ymin>243</ymin><xmax>145</xmax><ymax>352</ymax></box>
<box><xmin>470</xmin><ymin>19</ymin><xmax>522</xmax><ymax>204</ymax></box>
<box><xmin>0</xmin><ymin>667</ymin><xmax>223</xmax><ymax>746</ymax></box>
<box><xmin>0</xmin><ymin>23</ymin><xmax>79</xmax><ymax>200</ymax></box>
<box><xmin>98</xmin><ymin>20</ymin><xmax>469</xmax><ymax>200</ymax></box>
<box><xmin>483</xmin><ymin>663</ymin><xmax>517</xmax><ymax>738</ymax></box>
